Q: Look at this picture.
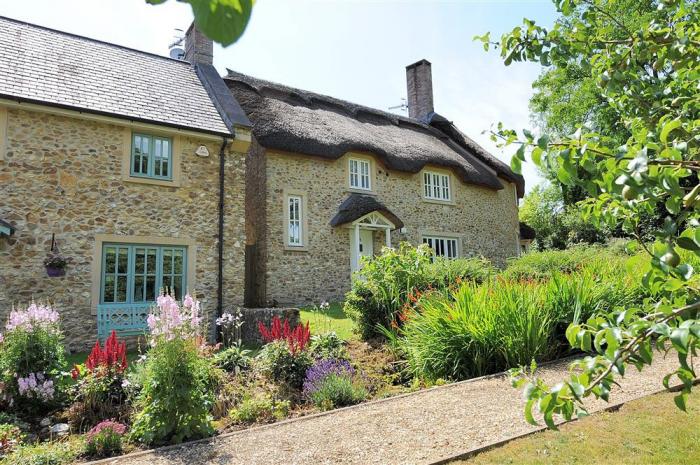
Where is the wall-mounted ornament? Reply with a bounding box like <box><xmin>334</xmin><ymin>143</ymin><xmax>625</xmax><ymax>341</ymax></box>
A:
<box><xmin>195</xmin><ymin>145</ymin><xmax>210</xmax><ymax>157</ymax></box>
<box><xmin>44</xmin><ymin>233</ymin><xmax>67</xmax><ymax>277</ymax></box>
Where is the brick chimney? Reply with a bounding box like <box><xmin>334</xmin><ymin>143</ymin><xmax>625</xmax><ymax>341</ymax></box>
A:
<box><xmin>405</xmin><ymin>59</ymin><xmax>434</xmax><ymax>122</ymax></box>
<box><xmin>184</xmin><ymin>22</ymin><xmax>213</xmax><ymax>65</ymax></box>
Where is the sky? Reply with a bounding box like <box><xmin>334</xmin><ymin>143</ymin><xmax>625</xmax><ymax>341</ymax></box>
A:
<box><xmin>1</xmin><ymin>0</ymin><xmax>559</xmax><ymax>193</ymax></box>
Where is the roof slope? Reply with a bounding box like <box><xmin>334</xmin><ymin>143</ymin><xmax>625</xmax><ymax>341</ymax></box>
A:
<box><xmin>224</xmin><ymin>70</ymin><xmax>507</xmax><ymax>192</ymax></box>
<box><xmin>0</xmin><ymin>16</ymin><xmax>231</xmax><ymax>135</ymax></box>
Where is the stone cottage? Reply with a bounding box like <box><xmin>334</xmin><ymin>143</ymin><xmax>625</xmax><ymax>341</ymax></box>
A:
<box><xmin>227</xmin><ymin>62</ymin><xmax>524</xmax><ymax>306</ymax></box>
<box><xmin>0</xmin><ymin>17</ymin><xmax>252</xmax><ymax>348</ymax></box>
<box><xmin>0</xmin><ymin>16</ymin><xmax>525</xmax><ymax>348</ymax></box>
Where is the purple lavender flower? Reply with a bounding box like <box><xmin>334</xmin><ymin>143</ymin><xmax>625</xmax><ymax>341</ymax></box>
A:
<box><xmin>302</xmin><ymin>358</ymin><xmax>354</xmax><ymax>398</ymax></box>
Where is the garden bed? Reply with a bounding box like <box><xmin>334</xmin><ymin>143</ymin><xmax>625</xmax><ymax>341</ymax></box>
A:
<box><xmin>0</xmin><ymin>243</ymin><xmax>657</xmax><ymax>464</ymax></box>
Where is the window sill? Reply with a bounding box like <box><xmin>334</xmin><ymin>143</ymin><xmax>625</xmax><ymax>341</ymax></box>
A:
<box><xmin>347</xmin><ymin>188</ymin><xmax>377</xmax><ymax>196</ymax></box>
<box><xmin>283</xmin><ymin>244</ymin><xmax>309</xmax><ymax>252</ymax></box>
<box><xmin>122</xmin><ymin>176</ymin><xmax>181</xmax><ymax>188</ymax></box>
<box><xmin>422</xmin><ymin>197</ymin><xmax>455</xmax><ymax>206</ymax></box>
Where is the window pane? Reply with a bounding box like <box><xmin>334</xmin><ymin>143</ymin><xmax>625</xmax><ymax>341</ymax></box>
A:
<box><xmin>135</xmin><ymin>248</ymin><xmax>145</xmax><ymax>274</ymax></box>
<box><xmin>173</xmin><ymin>276</ymin><xmax>183</xmax><ymax>300</ymax></box>
<box><xmin>116</xmin><ymin>276</ymin><xmax>127</xmax><ymax>302</ymax></box>
<box><xmin>146</xmin><ymin>275</ymin><xmax>156</xmax><ymax>301</ymax></box>
<box><xmin>162</xmin><ymin>249</ymin><xmax>172</xmax><ymax>274</ymax></box>
<box><xmin>173</xmin><ymin>250</ymin><xmax>183</xmax><ymax>274</ymax></box>
<box><xmin>105</xmin><ymin>247</ymin><xmax>116</xmax><ymax>272</ymax></box>
<box><xmin>147</xmin><ymin>249</ymin><xmax>157</xmax><ymax>274</ymax></box>
<box><xmin>134</xmin><ymin>276</ymin><xmax>144</xmax><ymax>302</ymax></box>
<box><xmin>118</xmin><ymin>248</ymin><xmax>129</xmax><ymax>274</ymax></box>
<box><xmin>104</xmin><ymin>275</ymin><xmax>115</xmax><ymax>302</ymax></box>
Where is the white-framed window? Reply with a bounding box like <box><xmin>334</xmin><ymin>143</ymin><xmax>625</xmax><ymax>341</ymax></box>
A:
<box><xmin>423</xmin><ymin>171</ymin><xmax>451</xmax><ymax>201</ymax></box>
<box><xmin>349</xmin><ymin>158</ymin><xmax>371</xmax><ymax>191</ymax></box>
<box><xmin>287</xmin><ymin>195</ymin><xmax>303</xmax><ymax>246</ymax></box>
<box><xmin>422</xmin><ymin>236</ymin><xmax>459</xmax><ymax>259</ymax></box>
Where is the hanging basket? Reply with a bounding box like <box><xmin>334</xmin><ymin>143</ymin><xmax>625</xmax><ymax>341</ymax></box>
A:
<box><xmin>45</xmin><ymin>266</ymin><xmax>66</xmax><ymax>277</ymax></box>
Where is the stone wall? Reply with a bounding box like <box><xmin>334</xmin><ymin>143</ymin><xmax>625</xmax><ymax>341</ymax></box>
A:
<box><xmin>0</xmin><ymin>107</ymin><xmax>247</xmax><ymax>350</ymax></box>
<box><xmin>256</xmin><ymin>151</ymin><xmax>519</xmax><ymax>306</ymax></box>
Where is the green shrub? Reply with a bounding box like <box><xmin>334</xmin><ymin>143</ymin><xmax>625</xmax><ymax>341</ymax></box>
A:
<box><xmin>130</xmin><ymin>337</ymin><xmax>218</xmax><ymax>445</ymax></box>
<box><xmin>307</xmin><ymin>373</ymin><xmax>367</xmax><ymax>411</ymax></box>
<box><xmin>257</xmin><ymin>340</ymin><xmax>312</xmax><ymax>390</ymax></box>
<box><xmin>214</xmin><ymin>345</ymin><xmax>252</xmax><ymax>374</ymax></box>
<box><xmin>309</xmin><ymin>332</ymin><xmax>348</xmax><ymax>360</ymax></box>
<box><xmin>229</xmin><ymin>394</ymin><xmax>290</xmax><ymax>424</ymax></box>
<box><xmin>501</xmin><ymin>245</ymin><xmax>596</xmax><ymax>281</ymax></box>
<box><xmin>2</xmin><ymin>437</ymin><xmax>83</xmax><ymax>465</ymax></box>
<box><xmin>425</xmin><ymin>256</ymin><xmax>495</xmax><ymax>287</ymax></box>
<box><xmin>343</xmin><ymin>243</ymin><xmax>434</xmax><ymax>339</ymax></box>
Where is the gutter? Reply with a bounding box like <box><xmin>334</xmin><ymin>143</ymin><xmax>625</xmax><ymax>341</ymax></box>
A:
<box><xmin>216</xmin><ymin>136</ymin><xmax>229</xmax><ymax>335</ymax></box>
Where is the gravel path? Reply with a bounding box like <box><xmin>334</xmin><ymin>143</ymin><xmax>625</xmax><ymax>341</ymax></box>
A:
<box><xmin>96</xmin><ymin>353</ymin><xmax>693</xmax><ymax>465</ymax></box>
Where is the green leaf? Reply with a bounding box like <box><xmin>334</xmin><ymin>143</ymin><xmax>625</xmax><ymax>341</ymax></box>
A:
<box><xmin>511</xmin><ymin>155</ymin><xmax>522</xmax><ymax>174</ymax></box>
<box><xmin>185</xmin><ymin>0</ymin><xmax>254</xmax><ymax>47</ymax></box>
<box><xmin>660</xmin><ymin>119</ymin><xmax>682</xmax><ymax>144</ymax></box>
<box><xmin>671</xmin><ymin>328</ymin><xmax>690</xmax><ymax>354</ymax></box>
<box><xmin>674</xmin><ymin>392</ymin><xmax>687</xmax><ymax>412</ymax></box>
<box><xmin>543</xmin><ymin>410</ymin><xmax>558</xmax><ymax>430</ymax></box>
<box><xmin>524</xmin><ymin>399</ymin><xmax>538</xmax><ymax>426</ymax></box>
<box><xmin>677</xmin><ymin>237</ymin><xmax>700</xmax><ymax>252</ymax></box>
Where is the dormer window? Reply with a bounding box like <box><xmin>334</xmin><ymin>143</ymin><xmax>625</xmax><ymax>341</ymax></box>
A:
<box><xmin>423</xmin><ymin>171</ymin><xmax>451</xmax><ymax>201</ymax></box>
<box><xmin>131</xmin><ymin>133</ymin><xmax>173</xmax><ymax>180</ymax></box>
<box><xmin>349</xmin><ymin>158</ymin><xmax>371</xmax><ymax>191</ymax></box>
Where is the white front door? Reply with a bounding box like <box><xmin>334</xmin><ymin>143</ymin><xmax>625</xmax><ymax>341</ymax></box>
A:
<box><xmin>350</xmin><ymin>228</ymin><xmax>374</xmax><ymax>273</ymax></box>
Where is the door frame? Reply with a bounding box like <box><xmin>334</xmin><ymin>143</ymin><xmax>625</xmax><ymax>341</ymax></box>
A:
<box><xmin>347</xmin><ymin>212</ymin><xmax>396</xmax><ymax>274</ymax></box>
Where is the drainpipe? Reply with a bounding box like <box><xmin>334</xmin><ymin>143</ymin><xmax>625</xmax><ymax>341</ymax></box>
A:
<box><xmin>216</xmin><ymin>136</ymin><xmax>229</xmax><ymax>339</ymax></box>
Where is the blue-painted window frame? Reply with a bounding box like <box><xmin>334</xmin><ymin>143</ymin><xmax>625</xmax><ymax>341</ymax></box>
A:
<box><xmin>130</xmin><ymin>133</ymin><xmax>173</xmax><ymax>180</ymax></box>
<box><xmin>100</xmin><ymin>243</ymin><xmax>187</xmax><ymax>305</ymax></box>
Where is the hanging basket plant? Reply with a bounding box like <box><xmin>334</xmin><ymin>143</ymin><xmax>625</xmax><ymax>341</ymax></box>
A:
<box><xmin>44</xmin><ymin>233</ymin><xmax>67</xmax><ymax>277</ymax></box>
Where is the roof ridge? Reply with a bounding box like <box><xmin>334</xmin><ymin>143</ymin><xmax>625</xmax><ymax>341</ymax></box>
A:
<box><xmin>0</xmin><ymin>15</ymin><xmax>191</xmax><ymax>66</ymax></box>
<box><xmin>224</xmin><ymin>69</ymin><xmax>429</xmax><ymax>129</ymax></box>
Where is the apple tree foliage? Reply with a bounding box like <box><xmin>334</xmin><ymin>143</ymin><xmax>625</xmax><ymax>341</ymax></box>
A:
<box><xmin>477</xmin><ymin>0</ymin><xmax>700</xmax><ymax>428</ymax></box>
<box><xmin>147</xmin><ymin>0</ymin><xmax>254</xmax><ymax>46</ymax></box>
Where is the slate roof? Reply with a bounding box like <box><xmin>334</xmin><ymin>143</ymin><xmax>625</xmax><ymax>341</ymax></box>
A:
<box><xmin>225</xmin><ymin>70</ymin><xmax>515</xmax><ymax>194</ymax></box>
<box><xmin>330</xmin><ymin>194</ymin><xmax>404</xmax><ymax>230</ymax></box>
<box><xmin>0</xmin><ymin>16</ymin><xmax>241</xmax><ymax>135</ymax></box>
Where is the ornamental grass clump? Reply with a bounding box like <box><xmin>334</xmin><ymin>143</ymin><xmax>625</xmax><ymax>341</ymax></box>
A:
<box><xmin>302</xmin><ymin>359</ymin><xmax>366</xmax><ymax>410</ymax></box>
<box><xmin>0</xmin><ymin>302</ymin><xmax>66</xmax><ymax>413</ymax></box>
<box><xmin>130</xmin><ymin>293</ymin><xmax>219</xmax><ymax>446</ymax></box>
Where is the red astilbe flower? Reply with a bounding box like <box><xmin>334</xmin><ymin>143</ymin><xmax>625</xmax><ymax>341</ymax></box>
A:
<box><xmin>85</xmin><ymin>330</ymin><xmax>128</xmax><ymax>375</ymax></box>
<box><xmin>258</xmin><ymin>316</ymin><xmax>311</xmax><ymax>354</ymax></box>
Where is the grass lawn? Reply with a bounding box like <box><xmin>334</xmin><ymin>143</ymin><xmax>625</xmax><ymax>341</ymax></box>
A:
<box><xmin>299</xmin><ymin>302</ymin><xmax>356</xmax><ymax>341</ymax></box>
<box><xmin>458</xmin><ymin>390</ymin><xmax>700</xmax><ymax>465</ymax></box>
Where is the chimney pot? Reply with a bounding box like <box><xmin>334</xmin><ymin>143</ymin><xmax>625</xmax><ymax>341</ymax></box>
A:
<box><xmin>184</xmin><ymin>23</ymin><xmax>213</xmax><ymax>66</ymax></box>
<box><xmin>405</xmin><ymin>59</ymin><xmax>434</xmax><ymax>122</ymax></box>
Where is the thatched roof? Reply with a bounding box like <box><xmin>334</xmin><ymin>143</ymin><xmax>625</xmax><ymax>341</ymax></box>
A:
<box><xmin>428</xmin><ymin>113</ymin><xmax>525</xmax><ymax>197</ymax></box>
<box><xmin>519</xmin><ymin>222</ymin><xmax>536</xmax><ymax>240</ymax></box>
<box><xmin>329</xmin><ymin>194</ymin><xmax>404</xmax><ymax>230</ymax></box>
<box><xmin>224</xmin><ymin>70</ymin><xmax>516</xmax><ymax>193</ymax></box>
